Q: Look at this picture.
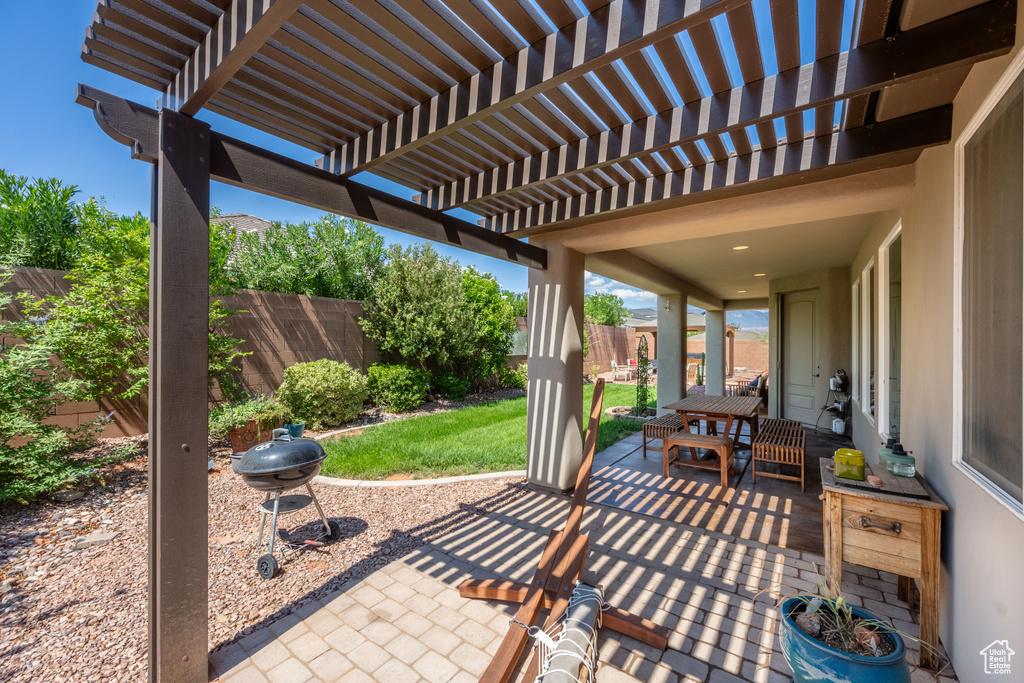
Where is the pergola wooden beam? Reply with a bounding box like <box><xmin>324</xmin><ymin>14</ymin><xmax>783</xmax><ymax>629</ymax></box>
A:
<box><xmin>484</xmin><ymin>105</ymin><xmax>953</xmax><ymax>232</ymax></box>
<box><xmin>160</xmin><ymin>0</ymin><xmax>305</xmax><ymax>115</ymax></box>
<box><xmin>317</xmin><ymin>0</ymin><xmax>750</xmax><ymax>177</ymax></box>
<box><xmin>417</xmin><ymin>0</ymin><xmax>1015</xmax><ymax>212</ymax></box>
<box><xmin>75</xmin><ymin>85</ymin><xmax>547</xmax><ymax>270</ymax></box>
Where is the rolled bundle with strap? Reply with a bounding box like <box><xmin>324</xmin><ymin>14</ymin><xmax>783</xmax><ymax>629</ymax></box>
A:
<box><xmin>536</xmin><ymin>583</ymin><xmax>604</xmax><ymax>683</ymax></box>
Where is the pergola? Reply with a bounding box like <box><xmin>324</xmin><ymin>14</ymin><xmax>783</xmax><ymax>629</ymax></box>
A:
<box><xmin>76</xmin><ymin>0</ymin><xmax>1016</xmax><ymax>680</ymax></box>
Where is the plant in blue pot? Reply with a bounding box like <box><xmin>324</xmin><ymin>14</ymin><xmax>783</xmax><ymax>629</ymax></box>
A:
<box><xmin>777</xmin><ymin>578</ymin><xmax>917</xmax><ymax>683</ymax></box>
<box><xmin>283</xmin><ymin>417</ymin><xmax>305</xmax><ymax>439</ymax></box>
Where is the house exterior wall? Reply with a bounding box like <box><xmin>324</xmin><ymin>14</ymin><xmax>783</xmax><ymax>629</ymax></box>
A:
<box><xmin>766</xmin><ymin>268</ymin><xmax>851</xmax><ymax>421</ymax></box>
<box><xmin>849</xmin><ymin>7</ymin><xmax>1024</xmax><ymax>671</ymax></box>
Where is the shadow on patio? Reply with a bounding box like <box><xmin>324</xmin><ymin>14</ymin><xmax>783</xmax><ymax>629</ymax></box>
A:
<box><xmin>211</xmin><ymin>425</ymin><xmax>957</xmax><ymax>683</ymax></box>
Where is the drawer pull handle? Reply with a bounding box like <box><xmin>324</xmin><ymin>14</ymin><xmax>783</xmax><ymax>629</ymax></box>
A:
<box><xmin>861</xmin><ymin>516</ymin><xmax>901</xmax><ymax>534</ymax></box>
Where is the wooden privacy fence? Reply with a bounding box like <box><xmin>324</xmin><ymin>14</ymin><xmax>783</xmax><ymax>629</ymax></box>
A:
<box><xmin>2</xmin><ymin>267</ymin><xmax>379</xmax><ymax>437</ymax></box>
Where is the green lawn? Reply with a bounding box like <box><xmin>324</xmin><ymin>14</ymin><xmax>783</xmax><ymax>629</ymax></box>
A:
<box><xmin>319</xmin><ymin>383</ymin><xmax>655</xmax><ymax>480</ymax></box>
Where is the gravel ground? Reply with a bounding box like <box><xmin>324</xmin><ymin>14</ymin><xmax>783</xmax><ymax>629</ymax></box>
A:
<box><xmin>0</xmin><ymin>442</ymin><xmax>528</xmax><ymax>682</ymax></box>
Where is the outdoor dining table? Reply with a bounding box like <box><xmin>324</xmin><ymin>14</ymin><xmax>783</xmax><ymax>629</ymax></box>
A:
<box><xmin>661</xmin><ymin>394</ymin><xmax>763</xmax><ymax>449</ymax></box>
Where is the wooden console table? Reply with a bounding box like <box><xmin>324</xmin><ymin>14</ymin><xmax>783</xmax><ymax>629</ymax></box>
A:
<box><xmin>820</xmin><ymin>460</ymin><xmax>948</xmax><ymax>671</ymax></box>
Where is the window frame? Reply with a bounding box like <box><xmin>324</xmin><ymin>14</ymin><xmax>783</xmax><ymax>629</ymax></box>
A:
<box><xmin>953</xmin><ymin>47</ymin><xmax>1024</xmax><ymax>521</ymax></box>
<box><xmin>860</xmin><ymin>259</ymin><xmax>875</xmax><ymax>427</ymax></box>
<box><xmin>851</xmin><ymin>277</ymin><xmax>861</xmax><ymax>404</ymax></box>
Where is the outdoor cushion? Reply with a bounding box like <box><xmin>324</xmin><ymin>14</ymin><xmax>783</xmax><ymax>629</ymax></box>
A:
<box><xmin>746</xmin><ymin>374</ymin><xmax>762</xmax><ymax>388</ymax></box>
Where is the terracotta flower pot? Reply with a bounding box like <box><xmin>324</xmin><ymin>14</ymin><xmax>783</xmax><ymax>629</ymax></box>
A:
<box><xmin>228</xmin><ymin>419</ymin><xmax>279</xmax><ymax>454</ymax></box>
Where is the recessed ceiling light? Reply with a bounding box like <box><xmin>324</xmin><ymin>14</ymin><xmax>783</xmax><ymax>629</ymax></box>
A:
<box><xmin>737</xmin><ymin>290</ymin><xmax>747</xmax><ymax>294</ymax></box>
<box><xmin>732</xmin><ymin>245</ymin><xmax>749</xmax><ymax>251</ymax></box>
<box><xmin>754</xmin><ymin>273</ymin><xmax>766</xmax><ymax>277</ymax></box>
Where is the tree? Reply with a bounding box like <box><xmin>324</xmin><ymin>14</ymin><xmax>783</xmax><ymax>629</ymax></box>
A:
<box><xmin>360</xmin><ymin>244</ymin><xmax>477</xmax><ymax>372</ymax></box>
<box><xmin>503</xmin><ymin>291</ymin><xmax>528</xmax><ymax>318</ymax></box>
<box><xmin>0</xmin><ymin>169</ymin><xmax>81</xmax><ymax>271</ymax></box>
<box><xmin>230</xmin><ymin>214</ymin><xmax>385</xmax><ymax>300</ymax></box>
<box><xmin>24</xmin><ymin>200</ymin><xmax>248</xmax><ymax>427</ymax></box>
<box><xmin>584</xmin><ymin>292</ymin><xmax>627</xmax><ymax>327</ymax></box>
<box><xmin>463</xmin><ymin>268</ymin><xmax>517</xmax><ymax>381</ymax></box>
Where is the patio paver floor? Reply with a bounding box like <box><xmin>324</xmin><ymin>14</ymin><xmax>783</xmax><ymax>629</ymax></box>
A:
<box><xmin>211</xmin><ymin>432</ymin><xmax>958</xmax><ymax>683</ymax></box>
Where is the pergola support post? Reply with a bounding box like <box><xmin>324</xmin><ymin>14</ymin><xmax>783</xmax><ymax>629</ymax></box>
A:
<box><xmin>705</xmin><ymin>310</ymin><xmax>727</xmax><ymax>395</ymax></box>
<box><xmin>149</xmin><ymin>108</ymin><xmax>211</xmax><ymax>683</ymax></box>
<box><xmin>657</xmin><ymin>293</ymin><xmax>688</xmax><ymax>414</ymax></box>
<box><xmin>526</xmin><ymin>240</ymin><xmax>584</xmax><ymax>492</ymax></box>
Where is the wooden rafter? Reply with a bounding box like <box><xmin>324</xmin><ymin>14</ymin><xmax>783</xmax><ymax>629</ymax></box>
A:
<box><xmin>161</xmin><ymin>0</ymin><xmax>305</xmax><ymax>115</ymax></box>
<box><xmin>75</xmin><ymin>84</ymin><xmax>547</xmax><ymax>270</ymax></box>
<box><xmin>317</xmin><ymin>0</ymin><xmax>750</xmax><ymax>176</ymax></box>
<box><xmin>416</xmin><ymin>0</ymin><xmax>1014</xmax><ymax>212</ymax></box>
<box><xmin>482</xmin><ymin>105</ymin><xmax>953</xmax><ymax>233</ymax></box>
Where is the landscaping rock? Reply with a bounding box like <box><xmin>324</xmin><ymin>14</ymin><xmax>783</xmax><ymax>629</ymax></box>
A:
<box><xmin>74</xmin><ymin>531</ymin><xmax>120</xmax><ymax>551</ymax></box>
<box><xmin>51</xmin><ymin>491</ymin><xmax>85</xmax><ymax>503</ymax></box>
<box><xmin>0</xmin><ymin>437</ymin><xmax>527</xmax><ymax>683</ymax></box>
<box><xmin>795</xmin><ymin>611</ymin><xmax>821</xmax><ymax>637</ymax></box>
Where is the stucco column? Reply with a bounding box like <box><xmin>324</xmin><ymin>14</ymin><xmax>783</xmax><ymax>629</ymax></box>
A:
<box><xmin>657</xmin><ymin>293</ymin><xmax>688</xmax><ymax>414</ymax></box>
<box><xmin>527</xmin><ymin>240</ymin><xmax>584</xmax><ymax>492</ymax></box>
<box><xmin>705</xmin><ymin>309</ymin><xmax>727</xmax><ymax>395</ymax></box>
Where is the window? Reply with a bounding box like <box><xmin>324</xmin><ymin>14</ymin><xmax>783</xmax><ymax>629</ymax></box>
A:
<box><xmin>861</xmin><ymin>260</ymin><xmax>875</xmax><ymax>423</ymax></box>
<box><xmin>954</xmin><ymin>52</ymin><xmax>1024</xmax><ymax>517</ymax></box>
<box><xmin>878</xmin><ymin>225</ymin><xmax>902</xmax><ymax>439</ymax></box>
<box><xmin>851</xmin><ymin>278</ymin><xmax>860</xmax><ymax>403</ymax></box>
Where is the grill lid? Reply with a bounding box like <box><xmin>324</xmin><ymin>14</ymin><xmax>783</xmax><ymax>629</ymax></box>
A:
<box><xmin>236</xmin><ymin>431</ymin><xmax>326</xmax><ymax>476</ymax></box>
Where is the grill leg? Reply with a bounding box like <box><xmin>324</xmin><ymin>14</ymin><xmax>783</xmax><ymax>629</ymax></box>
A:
<box><xmin>267</xmin><ymin>493</ymin><xmax>282</xmax><ymax>558</ymax></box>
<box><xmin>306</xmin><ymin>482</ymin><xmax>331</xmax><ymax>535</ymax></box>
<box><xmin>257</xmin><ymin>492</ymin><xmax>271</xmax><ymax>546</ymax></box>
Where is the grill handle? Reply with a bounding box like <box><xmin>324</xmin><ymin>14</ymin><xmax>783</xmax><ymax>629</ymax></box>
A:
<box><xmin>272</xmin><ymin>428</ymin><xmax>292</xmax><ymax>442</ymax></box>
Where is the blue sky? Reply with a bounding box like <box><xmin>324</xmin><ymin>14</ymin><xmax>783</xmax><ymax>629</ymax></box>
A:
<box><xmin>0</xmin><ymin>2</ymin><xmax>835</xmax><ymax>308</ymax></box>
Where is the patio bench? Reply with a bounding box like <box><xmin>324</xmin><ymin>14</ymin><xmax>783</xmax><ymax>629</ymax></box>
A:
<box><xmin>751</xmin><ymin>418</ymin><xmax>806</xmax><ymax>491</ymax></box>
<box><xmin>641</xmin><ymin>413</ymin><xmax>699</xmax><ymax>456</ymax></box>
<box><xmin>662</xmin><ymin>431</ymin><xmax>734</xmax><ymax>488</ymax></box>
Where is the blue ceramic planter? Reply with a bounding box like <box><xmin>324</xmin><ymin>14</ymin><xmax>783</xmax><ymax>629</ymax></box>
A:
<box><xmin>779</xmin><ymin>598</ymin><xmax>910</xmax><ymax>683</ymax></box>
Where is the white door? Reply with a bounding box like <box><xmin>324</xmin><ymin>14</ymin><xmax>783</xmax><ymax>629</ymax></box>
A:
<box><xmin>782</xmin><ymin>289</ymin><xmax>820</xmax><ymax>425</ymax></box>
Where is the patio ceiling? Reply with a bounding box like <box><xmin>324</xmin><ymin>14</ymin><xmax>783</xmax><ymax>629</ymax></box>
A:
<box><xmin>82</xmin><ymin>0</ymin><xmax>1016</xmax><ymax>239</ymax></box>
<box><xmin>630</xmin><ymin>214</ymin><xmax>877</xmax><ymax>299</ymax></box>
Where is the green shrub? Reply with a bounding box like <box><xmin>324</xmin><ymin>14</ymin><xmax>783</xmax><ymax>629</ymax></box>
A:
<box><xmin>22</xmin><ymin>202</ymin><xmax>248</xmax><ymax>427</ymax></box>
<box><xmin>462</xmin><ymin>267</ymin><xmax>517</xmax><ymax>382</ymax></box>
<box><xmin>276</xmin><ymin>360</ymin><xmax>367</xmax><ymax>429</ymax></box>
<box><xmin>433</xmin><ymin>371</ymin><xmax>472</xmax><ymax>401</ymax></box>
<box><xmin>208</xmin><ymin>395</ymin><xmax>287</xmax><ymax>438</ymax></box>
<box><xmin>230</xmin><ymin>215</ymin><xmax>385</xmax><ymax>301</ymax></box>
<box><xmin>0</xmin><ymin>271</ymin><xmax>102</xmax><ymax>502</ymax></box>
<box><xmin>499</xmin><ymin>363</ymin><xmax>528</xmax><ymax>390</ymax></box>
<box><xmin>367</xmin><ymin>363</ymin><xmax>430</xmax><ymax>412</ymax></box>
<box><xmin>0</xmin><ymin>169</ymin><xmax>81</xmax><ymax>271</ymax></box>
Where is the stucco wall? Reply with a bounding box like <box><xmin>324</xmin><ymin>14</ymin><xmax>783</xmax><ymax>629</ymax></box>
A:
<box><xmin>846</xmin><ymin>17</ymin><xmax>1024</xmax><ymax>671</ymax></box>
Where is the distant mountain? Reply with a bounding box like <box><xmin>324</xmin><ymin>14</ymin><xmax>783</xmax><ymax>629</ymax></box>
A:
<box><xmin>727</xmin><ymin>309</ymin><xmax>769</xmax><ymax>332</ymax></box>
<box><xmin>632</xmin><ymin>305</ymin><xmax>768</xmax><ymax>332</ymax></box>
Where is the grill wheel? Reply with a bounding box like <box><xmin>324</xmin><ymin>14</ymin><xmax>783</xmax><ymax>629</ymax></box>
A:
<box><xmin>257</xmin><ymin>553</ymin><xmax>279</xmax><ymax>580</ymax></box>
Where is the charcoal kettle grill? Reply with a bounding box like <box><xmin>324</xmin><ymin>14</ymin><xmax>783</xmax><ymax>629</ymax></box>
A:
<box><xmin>232</xmin><ymin>428</ymin><xmax>341</xmax><ymax>579</ymax></box>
